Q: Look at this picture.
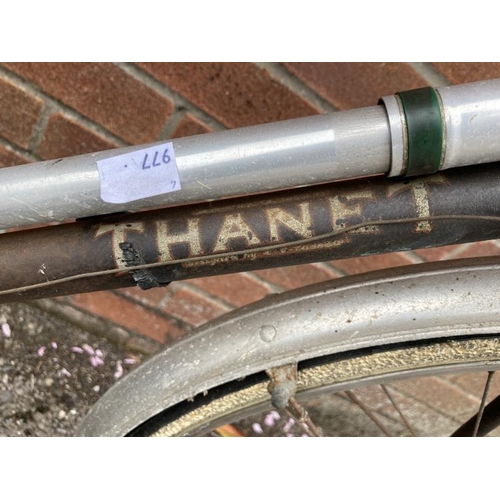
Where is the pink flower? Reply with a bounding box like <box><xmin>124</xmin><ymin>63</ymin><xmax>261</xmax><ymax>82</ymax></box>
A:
<box><xmin>71</xmin><ymin>347</ymin><xmax>84</xmax><ymax>354</ymax></box>
<box><xmin>37</xmin><ymin>346</ymin><xmax>46</xmax><ymax>357</ymax></box>
<box><xmin>252</xmin><ymin>422</ymin><xmax>263</xmax><ymax>434</ymax></box>
<box><xmin>1</xmin><ymin>323</ymin><xmax>11</xmax><ymax>338</ymax></box>
<box><xmin>51</xmin><ymin>341</ymin><xmax>57</xmax><ymax>349</ymax></box>
<box><xmin>82</xmin><ymin>344</ymin><xmax>95</xmax><ymax>355</ymax></box>
<box><xmin>90</xmin><ymin>356</ymin><xmax>104</xmax><ymax>368</ymax></box>
<box><xmin>86</xmin><ymin>344</ymin><xmax>104</xmax><ymax>367</ymax></box>
<box><xmin>59</xmin><ymin>368</ymin><xmax>71</xmax><ymax>377</ymax></box>
<box><xmin>264</xmin><ymin>410</ymin><xmax>281</xmax><ymax>427</ymax></box>
<box><xmin>113</xmin><ymin>360</ymin><xmax>123</xmax><ymax>379</ymax></box>
<box><xmin>283</xmin><ymin>418</ymin><xmax>295</xmax><ymax>433</ymax></box>
<box><xmin>123</xmin><ymin>358</ymin><xmax>137</xmax><ymax>365</ymax></box>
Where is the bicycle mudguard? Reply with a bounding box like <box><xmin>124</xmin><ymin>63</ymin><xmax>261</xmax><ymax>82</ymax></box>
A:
<box><xmin>76</xmin><ymin>257</ymin><xmax>500</xmax><ymax>436</ymax></box>
<box><xmin>2</xmin><ymin>164</ymin><xmax>500</xmax><ymax>302</ymax></box>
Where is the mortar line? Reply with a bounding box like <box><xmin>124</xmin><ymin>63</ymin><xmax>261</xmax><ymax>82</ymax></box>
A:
<box><xmin>160</xmin><ymin>280</ymin><xmax>234</xmax><ymax>312</ymax></box>
<box><xmin>388</xmin><ymin>379</ymin><xmax>478</xmax><ymax>423</ymax></box>
<box><xmin>0</xmin><ymin>136</ymin><xmax>40</xmax><ymax>163</ymax></box>
<box><xmin>408</xmin><ymin>63</ymin><xmax>452</xmax><ymax>87</ymax></box>
<box><xmin>244</xmin><ymin>271</ymin><xmax>286</xmax><ymax>294</ymax></box>
<box><xmin>440</xmin><ymin>374</ymin><xmax>489</xmax><ymax>404</ymax></box>
<box><xmin>401</xmin><ymin>250</ymin><xmax>426</xmax><ymax>264</ymax></box>
<box><xmin>181</xmin><ymin>270</ymin><xmax>289</xmax><ymax>304</ymax></box>
<box><xmin>0</xmin><ymin>65</ymin><xmax>129</xmax><ymax>148</ymax></box>
<box><xmin>181</xmin><ymin>280</ymin><xmax>239</xmax><ymax>310</ymax></box>
<box><xmin>111</xmin><ymin>288</ymin><xmax>194</xmax><ymax>332</ymax></box>
<box><xmin>319</xmin><ymin>261</ymin><xmax>348</xmax><ymax>277</ymax></box>
<box><xmin>241</xmin><ymin>270</ymin><xmax>284</xmax><ymax>293</ymax></box>
<box><xmin>312</xmin><ymin>261</ymin><xmax>345</xmax><ymax>277</ymax></box>
<box><xmin>440</xmin><ymin>242</ymin><xmax>474</xmax><ymax>260</ymax></box>
<box><xmin>28</xmin><ymin>297</ymin><xmax>163</xmax><ymax>356</ymax></box>
<box><xmin>255</xmin><ymin>62</ymin><xmax>339</xmax><ymax>113</ymax></box>
<box><xmin>155</xmin><ymin>108</ymin><xmax>188</xmax><ymax>142</ymax></box>
<box><xmin>117</xmin><ymin>63</ymin><xmax>227</xmax><ymax>131</ymax></box>
<box><xmin>28</xmin><ymin>102</ymin><xmax>56</xmax><ymax>153</ymax></box>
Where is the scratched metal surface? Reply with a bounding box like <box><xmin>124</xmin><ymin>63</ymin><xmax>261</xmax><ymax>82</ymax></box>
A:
<box><xmin>1</xmin><ymin>164</ymin><xmax>500</xmax><ymax>302</ymax></box>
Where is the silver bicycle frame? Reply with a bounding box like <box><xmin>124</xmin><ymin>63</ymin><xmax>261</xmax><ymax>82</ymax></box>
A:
<box><xmin>1</xmin><ymin>79</ymin><xmax>500</xmax><ymax>230</ymax></box>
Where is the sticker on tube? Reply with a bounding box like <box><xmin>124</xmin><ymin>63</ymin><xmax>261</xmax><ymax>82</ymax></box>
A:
<box><xmin>97</xmin><ymin>142</ymin><xmax>181</xmax><ymax>204</ymax></box>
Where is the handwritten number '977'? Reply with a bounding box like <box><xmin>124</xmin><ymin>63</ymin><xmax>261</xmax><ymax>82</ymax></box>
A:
<box><xmin>141</xmin><ymin>149</ymin><xmax>171</xmax><ymax>170</ymax></box>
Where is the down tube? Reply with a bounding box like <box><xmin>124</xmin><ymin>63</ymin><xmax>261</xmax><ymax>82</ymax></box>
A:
<box><xmin>1</xmin><ymin>164</ymin><xmax>500</xmax><ymax>302</ymax></box>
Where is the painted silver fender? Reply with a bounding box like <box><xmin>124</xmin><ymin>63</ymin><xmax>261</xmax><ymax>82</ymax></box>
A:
<box><xmin>76</xmin><ymin>257</ymin><xmax>500</xmax><ymax>436</ymax></box>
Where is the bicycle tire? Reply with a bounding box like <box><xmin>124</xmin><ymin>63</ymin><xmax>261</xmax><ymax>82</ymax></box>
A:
<box><xmin>76</xmin><ymin>256</ymin><xmax>500</xmax><ymax>437</ymax></box>
<box><xmin>140</xmin><ymin>336</ymin><xmax>500</xmax><ymax>437</ymax></box>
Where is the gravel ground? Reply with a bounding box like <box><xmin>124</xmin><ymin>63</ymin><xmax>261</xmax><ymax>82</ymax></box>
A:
<box><xmin>0</xmin><ymin>302</ymin><xmax>143</xmax><ymax>437</ymax></box>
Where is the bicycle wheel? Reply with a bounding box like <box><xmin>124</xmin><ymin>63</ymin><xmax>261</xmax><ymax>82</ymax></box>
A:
<box><xmin>140</xmin><ymin>336</ymin><xmax>500</xmax><ymax>437</ymax></box>
<box><xmin>76</xmin><ymin>256</ymin><xmax>500</xmax><ymax>437</ymax></box>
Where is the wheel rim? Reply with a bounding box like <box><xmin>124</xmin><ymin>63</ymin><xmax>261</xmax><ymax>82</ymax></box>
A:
<box><xmin>136</xmin><ymin>336</ymin><xmax>500</xmax><ymax>437</ymax></box>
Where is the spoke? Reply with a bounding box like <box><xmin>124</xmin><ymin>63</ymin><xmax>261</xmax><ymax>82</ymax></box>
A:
<box><xmin>472</xmin><ymin>371</ymin><xmax>495</xmax><ymax>437</ymax></box>
<box><xmin>451</xmin><ymin>371</ymin><xmax>500</xmax><ymax>437</ymax></box>
<box><xmin>381</xmin><ymin>385</ymin><xmax>418</xmax><ymax>437</ymax></box>
<box><xmin>345</xmin><ymin>390</ymin><xmax>393</xmax><ymax>437</ymax></box>
<box><xmin>287</xmin><ymin>397</ymin><xmax>324</xmax><ymax>437</ymax></box>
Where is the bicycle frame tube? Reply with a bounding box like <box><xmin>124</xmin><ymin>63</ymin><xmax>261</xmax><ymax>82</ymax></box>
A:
<box><xmin>0</xmin><ymin>79</ymin><xmax>500</xmax><ymax>230</ymax></box>
<box><xmin>0</xmin><ymin>109</ymin><xmax>391</xmax><ymax>229</ymax></box>
<box><xmin>1</xmin><ymin>164</ymin><xmax>500</xmax><ymax>302</ymax></box>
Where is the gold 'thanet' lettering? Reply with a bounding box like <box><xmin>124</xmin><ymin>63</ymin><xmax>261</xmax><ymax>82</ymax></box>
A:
<box><xmin>213</xmin><ymin>213</ymin><xmax>262</xmax><ymax>252</ymax></box>
<box><xmin>267</xmin><ymin>202</ymin><xmax>313</xmax><ymax>241</ymax></box>
<box><xmin>328</xmin><ymin>189</ymin><xmax>378</xmax><ymax>241</ymax></box>
<box><xmin>156</xmin><ymin>218</ymin><xmax>202</xmax><ymax>261</ymax></box>
<box><xmin>388</xmin><ymin>174</ymin><xmax>447</xmax><ymax>233</ymax></box>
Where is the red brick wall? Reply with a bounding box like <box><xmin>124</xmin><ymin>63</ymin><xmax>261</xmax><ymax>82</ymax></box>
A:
<box><xmin>1</xmin><ymin>62</ymin><xmax>499</xmax><ymax>353</ymax></box>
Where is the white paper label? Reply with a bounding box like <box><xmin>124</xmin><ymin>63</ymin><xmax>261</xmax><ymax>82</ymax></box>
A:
<box><xmin>97</xmin><ymin>142</ymin><xmax>181</xmax><ymax>204</ymax></box>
